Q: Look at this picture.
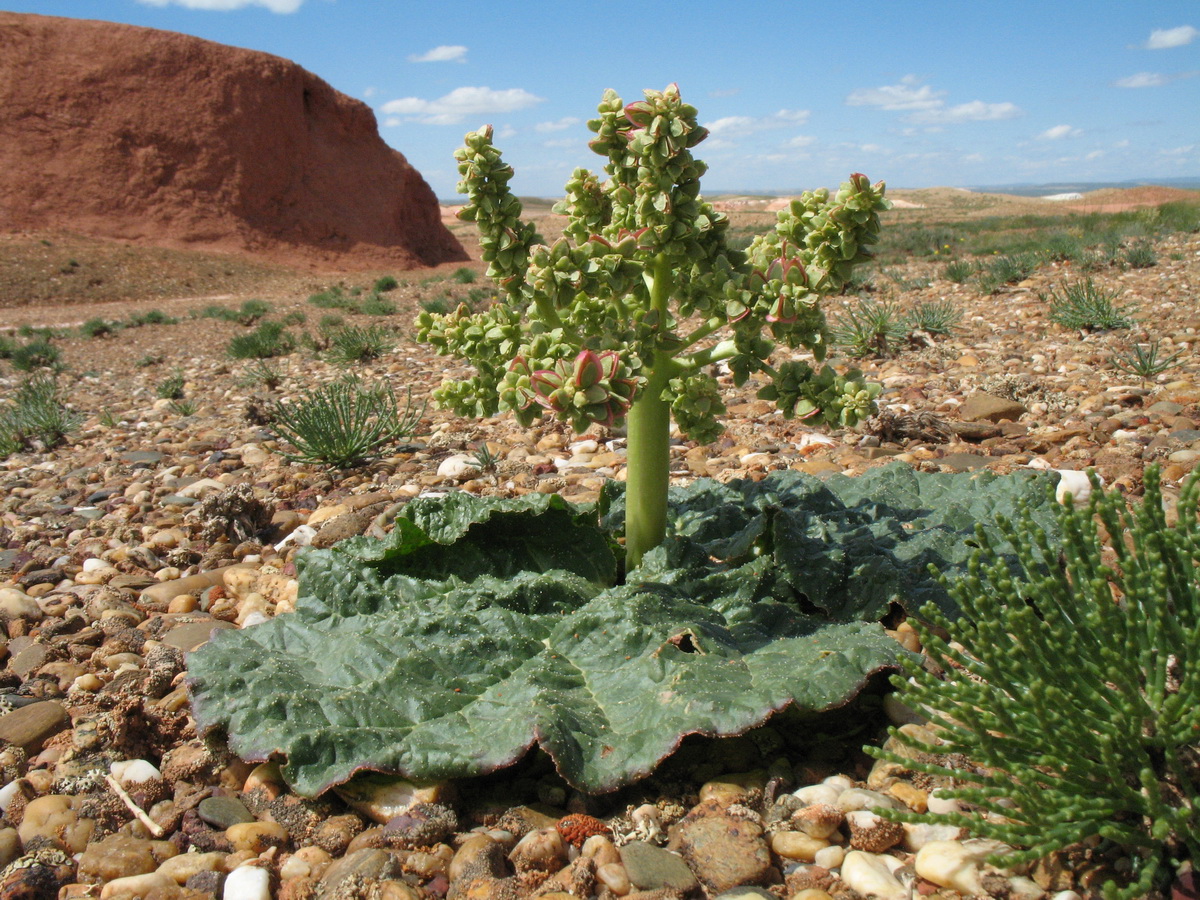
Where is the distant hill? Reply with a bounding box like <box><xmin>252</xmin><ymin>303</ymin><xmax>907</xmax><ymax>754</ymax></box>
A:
<box><xmin>965</xmin><ymin>178</ymin><xmax>1200</xmax><ymax>197</ymax></box>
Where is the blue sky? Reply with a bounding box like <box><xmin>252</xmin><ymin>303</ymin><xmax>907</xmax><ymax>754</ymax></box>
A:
<box><xmin>8</xmin><ymin>1</ymin><xmax>1199</xmax><ymax>198</ymax></box>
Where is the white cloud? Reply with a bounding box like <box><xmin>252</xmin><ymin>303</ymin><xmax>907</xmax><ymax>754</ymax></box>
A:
<box><xmin>380</xmin><ymin>86</ymin><xmax>544</xmax><ymax>125</ymax></box>
<box><xmin>858</xmin><ymin>143</ymin><xmax>886</xmax><ymax>153</ymax></box>
<box><xmin>848</xmin><ymin>76</ymin><xmax>1020</xmax><ymax>125</ymax></box>
<box><xmin>1161</xmin><ymin>144</ymin><xmax>1196</xmax><ymax>156</ymax></box>
<box><xmin>846</xmin><ymin>75</ymin><xmax>944</xmax><ymax>111</ymax></box>
<box><xmin>961</xmin><ymin>153</ymin><xmax>985</xmax><ymax>163</ymax></box>
<box><xmin>1039</xmin><ymin>124</ymin><xmax>1081</xmax><ymax>140</ymax></box>
<box><xmin>1085</xmin><ymin>150</ymin><xmax>1105</xmax><ymax>160</ymax></box>
<box><xmin>534</xmin><ymin>117</ymin><xmax>581</xmax><ymax>133</ymax></box>
<box><xmin>542</xmin><ymin>138</ymin><xmax>576</xmax><ymax>148</ymax></box>
<box><xmin>136</xmin><ymin>0</ymin><xmax>302</xmax><ymax>10</ymax></box>
<box><xmin>785</xmin><ymin>135</ymin><xmax>815</xmax><ymax>148</ymax></box>
<box><xmin>911</xmin><ymin>100</ymin><xmax>1022</xmax><ymax>124</ymax></box>
<box><xmin>496</xmin><ymin>125</ymin><xmax>517</xmax><ymax>140</ymax></box>
<box><xmin>702</xmin><ymin>109</ymin><xmax>810</xmax><ymax>140</ymax></box>
<box><xmin>1146</xmin><ymin>25</ymin><xmax>1198</xmax><ymax>49</ymax></box>
<box><xmin>1116</xmin><ymin>72</ymin><xmax>1169</xmax><ymax>88</ymax></box>
<box><xmin>407</xmin><ymin>45</ymin><xmax>468</xmax><ymax>64</ymax></box>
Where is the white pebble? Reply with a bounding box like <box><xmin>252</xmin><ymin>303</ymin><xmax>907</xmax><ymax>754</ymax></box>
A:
<box><xmin>0</xmin><ymin>781</ymin><xmax>21</xmax><ymax>815</ymax></box>
<box><xmin>110</xmin><ymin>759</ymin><xmax>162</xmax><ymax>786</ymax></box>
<box><xmin>1055</xmin><ymin>469</ymin><xmax>1101</xmax><ymax>506</ymax></box>
<box><xmin>223</xmin><ymin>864</ymin><xmax>271</xmax><ymax>900</ymax></box>
<box><xmin>81</xmin><ymin>557</ymin><xmax>108</xmax><ymax>573</ymax></box>
<box><xmin>813</xmin><ymin>844</ymin><xmax>844</xmax><ymax>869</ymax></box>
<box><xmin>240</xmin><ymin>611</ymin><xmax>271</xmax><ymax>629</ymax></box>
<box><xmin>792</xmin><ymin>783</ymin><xmax>842</xmax><ymax>807</ymax></box>
<box><xmin>914</xmin><ymin>838</ymin><xmax>1012</xmax><ymax>896</ymax></box>
<box><xmin>436</xmin><ymin>454</ymin><xmax>480</xmax><ymax>480</ymax></box>
<box><xmin>902</xmin><ymin>822</ymin><xmax>963</xmax><ymax>852</ymax></box>
<box><xmin>275</xmin><ymin>525</ymin><xmax>316</xmax><ymax>551</ymax></box>
<box><xmin>926</xmin><ymin>791</ymin><xmax>962</xmax><ymax>815</ymax></box>
<box><xmin>837</xmin><ymin>787</ymin><xmax>902</xmax><ymax>812</ymax></box>
<box><xmin>840</xmin><ymin>850</ymin><xmax>907</xmax><ymax>900</ymax></box>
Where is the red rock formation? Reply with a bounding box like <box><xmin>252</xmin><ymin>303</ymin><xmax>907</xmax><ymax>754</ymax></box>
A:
<box><xmin>0</xmin><ymin>12</ymin><xmax>466</xmax><ymax>270</ymax></box>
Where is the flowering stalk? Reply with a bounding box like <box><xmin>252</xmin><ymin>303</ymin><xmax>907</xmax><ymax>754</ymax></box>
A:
<box><xmin>416</xmin><ymin>85</ymin><xmax>889</xmax><ymax>570</ymax></box>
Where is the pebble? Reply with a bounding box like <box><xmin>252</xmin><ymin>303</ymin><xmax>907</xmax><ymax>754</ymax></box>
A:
<box><xmin>839</xmin><ymin>850</ymin><xmax>909</xmax><ymax>900</ymax></box>
<box><xmin>914</xmin><ymin>838</ymin><xmax>1011</xmax><ymax>896</ymax></box>
<box><xmin>198</xmin><ymin>795</ymin><xmax>256</xmax><ymax>829</ymax></box>
<box><xmin>618</xmin><ymin>841</ymin><xmax>699</xmax><ymax>893</ymax></box>
<box><xmin>223</xmin><ymin>864</ymin><xmax>272</xmax><ymax>900</ymax></box>
<box><xmin>677</xmin><ymin>804</ymin><xmax>772</xmax><ymax>893</ymax></box>
<box><xmin>0</xmin><ymin>701</ymin><xmax>70</xmax><ymax>754</ymax></box>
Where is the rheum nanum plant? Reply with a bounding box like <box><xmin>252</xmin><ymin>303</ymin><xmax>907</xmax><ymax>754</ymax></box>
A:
<box><xmin>418</xmin><ymin>84</ymin><xmax>888</xmax><ymax>567</ymax></box>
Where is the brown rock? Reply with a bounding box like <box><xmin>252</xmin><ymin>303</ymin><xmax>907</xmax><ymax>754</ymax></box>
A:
<box><xmin>676</xmin><ymin>806</ymin><xmax>773</xmax><ymax>893</ymax></box>
<box><xmin>0</xmin><ymin>701</ymin><xmax>69</xmax><ymax>755</ymax></box>
<box><xmin>0</xmin><ymin>12</ymin><xmax>466</xmax><ymax>272</ymax></box>
<box><xmin>959</xmin><ymin>393</ymin><xmax>1027</xmax><ymax>423</ymax></box>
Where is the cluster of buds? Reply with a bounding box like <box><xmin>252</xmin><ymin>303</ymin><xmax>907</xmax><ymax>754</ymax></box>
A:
<box><xmin>526</xmin><ymin>350</ymin><xmax>638</xmax><ymax>432</ymax></box>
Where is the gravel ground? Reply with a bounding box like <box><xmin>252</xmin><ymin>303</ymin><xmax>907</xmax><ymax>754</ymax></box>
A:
<box><xmin>0</xmin><ymin>222</ymin><xmax>1197</xmax><ymax>899</ymax></box>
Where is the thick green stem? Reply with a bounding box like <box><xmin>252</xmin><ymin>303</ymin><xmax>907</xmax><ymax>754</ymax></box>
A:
<box><xmin>625</xmin><ymin>254</ymin><xmax>675</xmax><ymax>571</ymax></box>
<box><xmin>624</xmin><ymin>371</ymin><xmax>672</xmax><ymax>571</ymax></box>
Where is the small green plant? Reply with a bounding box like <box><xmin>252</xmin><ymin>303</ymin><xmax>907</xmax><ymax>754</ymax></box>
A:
<box><xmin>80</xmin><ymin>318</ymin><xmax>117</xmax><ymax>339</ymax></box>
<box><xmin>471</xmin><ymin>442</ymin><xmax>502</xmax><ymax>474</ymax></box>
<box><xmin>271</xmin><ymin>376</ymin><xmax>423</xmax><ymax>467</ymax></box>
<box><xmin>1122</xmin><ymin>239</ymin><xmax>1157</xmax><ymax>269</ymax></box>
<box><xmin>128</xmin><ymin>309</ymin><xmax>178</xmax><ymax>327</ymax></box>
<box><xmin>97</xmin><ymin>410</ymin><xmax>120</xmax><ymax>429</ymax></box>
<box><xmin>238</xmin><ymin>360</ymin><xmax>285</xmax><ymax>390</ymax></box>
<box><xmin>135</xmin><ymin>353</ymin><xmax>164</xmax><ymax>368</ymax></box>
<box><xmin>0</xmin><ymin>335</ymin><xmax>15</xmax><ymax>359</ymax></box>
<box><xmin>831</xmin><ymin>297</ymin><xmax>908</xmax><ymax>357</ymax></box>
<box><xmin>977</xmin><ymin>252</ymin><xmax>1040</xmax><ymax>293</ymax></box>
<box><xmin>373</xmin><ymin>275</ymin><xmax>399</xmax><ymax>292</ymax></box>
<box><xmin>867</xmin><ymin>467</ymin><xmax>1200</xmax><ymax>900</ymax></box>
<box><xmin>227</xmin><ymin>321</ymin><xmax>297</xmax><ymax>359</ymax></box>
<box><xmin>419</xmin><ymin>296</ymin><xmax>451</xmax><ymax>316</ymax></box>
<box><xmin>358</xmin><ymin>294</ymin><xmax>398</xmax><ymax>316</ymax></box>
<box><xmin>1110</xmin><ymin>339</ymin><xmax>1184</xmax><ymax>380</ymax></box>
<box><xmin>323</xmin><ymin>324</ymin><xmax>396</xmax><ymax>366</ymax></box>
<box><xmin>235</xmin><ymin>299</ymin><xmax>272</xmax><ymax>325</ymax></box>
<box><xmin>0</xmin><ymin>372</ymin><xmax>82</xmax><ymax>453</ymax></box>
<box><xmin>1041</xmin><ymin>231</ymin><xmax>1084</xmax><ymax>262</ymax></box>
<box><xmin>168</xmin><ymin>399</ymin><xmax>198</xmax><ymax>417</ymax></box>
<box><xmin>10</xmin><ymin>339</ymin><xmax>61</xmax><ymax>372</ymax></box>
<box><xmin>1045</xmin><ymin>278</ymin><xmax>1134</xmax><ymax>331</ymax></box>
<box><xmin>155</xmin><ymin>369</ymin><xmax>186</xmax><ymax>400</ymax></box>
<box><xmin>942</xmin><ymin>259</ymin><xmax>974</xmax><ymax>284</ymax></box>
<box><xmin>451</xmin><ymin>266</ymin><xmax>477</xmax><ymax>284</ymax></box>
<box><xmin>308</xmin><ymin>286</ymin><xmax>358</xmax><ymax>311</ymax></box>
<box><xmin>905</xmin><ymin>299</ymin><xmax>961</xmax><ymax>336</ymax></box>
<box><xmin>280</xmin><ymin>310</ymin><xmax>308</xmax><ymax>327</ymax></box>
<box><xmin>880</xmin><ymin>267</ymin><xmax>931</xmax><ymax>292</ymax></box>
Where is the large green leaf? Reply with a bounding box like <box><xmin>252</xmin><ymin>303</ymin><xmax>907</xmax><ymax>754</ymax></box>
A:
<box><xmin>189</xmin><ymin>465</ymin><xmax>1059</xmax><ymax>796</ymax></box>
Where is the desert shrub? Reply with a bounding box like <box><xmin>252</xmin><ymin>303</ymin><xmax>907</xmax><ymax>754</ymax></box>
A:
<box><xmin>831</xmin><ymin>297</ymin><xmax>908</xmax><ymax>357</ymax></box>
<box><xmin>839</xmin><ymin>267</ymin><xmax>876</xmax><ymax>295</ymax></box>
<box><xmin>451</xmin><ymin>266</ymin><xmax>477</xmax><ymax>284</ymax></box>
<box><xmin>238</xmin><ymin>360</ymin><xmax>285</xmax><ymax>390</ymax></box>
<box><xmin>0</xmin><ymin>336</ymin><xmax>15</xmax><ymax>359</ymax></box>
<box><xmin>168</xmin><ymin>399</ymin><xmax>198</xmax><ymax>417</ymax></box>
<box><xmin>323</xmin><ymin>324</ymin><xmax>396</xmax><ymax>366</ymax></box>
<box><xmin>270</xmin><ymin>375</ymin><xmax>422</xmax><ymax>467</ymax></box>
<box><xmin>279</xmin><ymin>311</ymin><xmax>307</xmax><ymax>327</ymax></box>
<box><xmin>135</xmin><ymin>354</ymin><xmax>164</xmax><ymax>368</ymax></box>
<box><xmin>358</xmin><ymin>294</ymin><xmax>398</xmax><ymax>316</ymax></box>
<box><xmin>1110</xmin><ymin>339</ymin><xmax>1183</xmax><ymax>380</ymax></box>
<box><xmin>10</xmin><ymin>339</ymin><xmax>61</xmax><ymax>372</ymax></box>
<box><xmin>0</xmin><ymin>372</ymin><xmax>82</xmax><ymax>453</ymax></box>
<box><xmin>80</xmin><ymin>318</ymin><xmax>117</xmax><ymax>338</ymax></box>
<box><xmin>419</xmin><ymin>296</ymin><xmax>451</xmax><ymax>316</ymax></box>
<box><xmin>1041</xmin><ymin>231</ymin><xmax>1084</xmax><ymax>262</ymax></box>
<box><xmin>977</xmin><ymin>252</ymin><xmax>1040</xmax><ymax>294</ymax></box>
<box><xmin>867</xmin><ymin>468</ymin><xmax>1200</xmax><ymax>900</ymax></box>
<box><xmin>905</xmin><ymin>299</ymin><xmax>961</xmax><ymax>336</ymax></box>
<box><xmin>942</xmin><ymin>259</ymin><xmax>974</xmax><ymax>284</ymax></box>
<box><xmin>308</xmin><ymin>286</ymin><xmax>358</xmax><ymax>311</ymax></box>
<box><xmin>155</xmin><ymin>369</ymin><xmax>186</xmax><ymax>400</ymax></box>
<box><xmin>1154</xmin><ymin>201</ymin><xmax>1200</xmax><ymax>233</ymax></box>
<box><xmin>127</xmin><ymin>309</ymin><xmax>177</xmax><ymax>327</ymax></box>
<box><xmin>1122</xmin><ymin>239</ymin><xmax>1157</xmax><ymax>269</ymax></box>
<box><xmin>373</xmin><ymin>275</ymin><xmax>399</xmax><ymax>292</ymax></box>
<box><xmin>1044</xmin><ymin>278</ymin><xmax>1134</xmax><ymax>331</ymax></box>
<box><xmin>227</xmin><ymin>321</ymin><xmax>297</xmax><ymax>359</ymax></box>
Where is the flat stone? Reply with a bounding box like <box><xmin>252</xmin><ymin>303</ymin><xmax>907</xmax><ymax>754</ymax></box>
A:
<box><xmin>319</xmin><ymin>848</ymin><xmax>401</xmax><ymax>896</ymax></box>
<box><xmin>937</xmin><ymin>453</ymin><xmax>992</xmax><ymax>472</ymax></box>
<box><xmin>0</xmin><ymin>701</ymin><xmax>70</xmax><ymax>754</ymax></box>
<box><xmin>120</xmin><ymin>451</ymin><xmax>165</xmax><ymax>465</ymax></box>
<box><xmin>139</xmin><ymin>565</ymin><xmax>255</xmax><ymax>607</ymax></box>
<box><xmin>959</xmin><ymin>393</ymin><xmax>1027</xmax><ymax>423</ymax></box>
<box><xmin>161</xmin><ymin>619</ymin><xmax>236</xmax><ymax>651</ymax></box>
<box><xmin>198</xmin><ymin>796</ymin><xmax>255</xmax><ymax>830</ymax></box>
<box><xmin>677</xmin><ymin>807</ymin><xmax>772</xmax><ymax>893</ymax></box>
<box><xmin>619</xmin><ymin>841</ymin><xmax>699</xmax><ymax>893</ymax></box>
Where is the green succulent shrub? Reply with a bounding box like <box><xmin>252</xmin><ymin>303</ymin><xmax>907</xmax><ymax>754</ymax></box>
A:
<box><xmin>357</xmin><ymin>294</ymin><xmax>398</xmax><ymax>317</ymax></box>
<box><xmin>269</xmin><ymin>375</ymin><xmax>422</xmax><ymax>467</ymax></box>
<box><xmin>831</xmin><ymin>297</ymin><xmax>908</xmax><ymax>358</ymax></box>
<box><xmin>10</xmin><ymin>338</ymin><xmax>61</xmax><ymax>372</ymax></box>
<box><xmin>942</xmin><ymin>259</ymin><xmax>975</xmax><ymax>284</ymax></box>
<box><xmin>1045</xmin><ymin>278</ymin><xmax>1134</xmax><ymax>331</ymax></box>
<box><xmin>1110</xmin><ymin>339</ymin><xmax>1184</xmax><ymax>381</ymax></box>
<box><xmin>905</xmin><ymin>299</ymin><xmax>962</xmax><ymax>336</ymax></box>
<box><xmin>308</xmin><ymin>286</ymin><xmax>358</xmax><ymax>311</ymax></box>
<box><xmin>127</xmin><ymin>309</ymin><xmax>177</xmax><ymax>327</ymax></box>
<box><xmin>227</xmin><ymin>321</ymin><xmax>297</xmax><ymax>359</ymax></box>
<box><xmin>238</xmin><ymin>360</ymin><xmax>285</xmax><ymax>390</ymax></box>
<box><xmin>0</xmin><ymin>372</ymin><xmax>82</xmax><ymax>455</ymax></box>
<box><xmin>867</xmin><ymin>467</ymin><xmax>1200</xmax><ymax>900</ymax></box>
<box><xmin>451</xmin><ymin>266</ymin><xmax>477</xmax><ymax>284</ymax></box>
<box><xmin>977</xmin><ymin>252</ymin><xmax>1040</xmax><ymax>294</ymax></box>
<box><xmin>155</xmin><ymin>369</ymin><xmax>186</xmax><ymax>400</ymax></box>
<box><xmin>418</xmin><ymin>84</ymin><xmax>887</xmax><ymax>568</ymax></box>
<box><xmin>374</xmin><ymin>275</ymin><xmax>400</xmax><ymax>292</ymax></box>
<box><xmin>80</xmin><ymin>317</ymin><xmax>117</xmax><ymax>338</ymax></box>
<box><xmin>323</xmin><ymin>324</ymin><xmax>396</xmax><ymax>366</ymax></box>
<box><xmin>1122</xmin><ymin>239</ymin><xmax>1158</xmax><ymax>269</ymax></box>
